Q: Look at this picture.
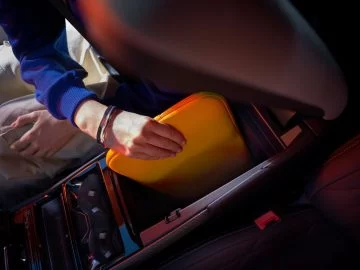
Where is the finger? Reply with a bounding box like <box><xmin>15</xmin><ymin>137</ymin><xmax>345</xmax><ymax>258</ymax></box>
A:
<box><xmin>19</xmin><ymin>144</ymin><xmax>40</xmax><ymax>156</ymax></box>
<box><xmin>130</xmin><ymin>143</ymin><xmax>176</xmax><ymax>159</ymax></box>
<box><xmin>10</xmin><ymin>131</ymin><xmax>33</xmax><ymax>151</ymax></box>
<box><xmin>149</xmin><ymin>121</ymin><xmax>186</xmax><ymax>146</ymax></box>
<box><xmin>12</xmin><ymin>112</ymin><xmax>38</xmax><ymax>128</ymax></box>
<box><xmin>143</xmin><ymin>133</ymin><xmax>183</xmax><ymax>153</ymax></box>
<box><xmin>125</xmin><ymin>151</ymin><xmax>160</xmax><ymax>160</ymax></box>
<box><xmin>45</xmin><ymin>147</ymin><xmax>62</xmax><ymax>158</ymax></box>
<box><xmin>45</xmin><ymin>149</ymin><xmax>57</xmax><ymax>158</ymax></box>
<box><xmin>34</xmin><ymin>148</ymin><xmax>49</xmax><ymax>158</ymax></box>
<box><xmin>10</xmin><ymin>138</ymin><xmax>30</xmax><ymax>152</ymax></box>
<box><xmin>40</xmin><ymin>144</ymin><xmax>62</xmax><ymax>159</ymax></box>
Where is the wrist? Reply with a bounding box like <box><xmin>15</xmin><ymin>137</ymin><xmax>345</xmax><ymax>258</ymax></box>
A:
<box><xmin>74</xmin><ymin>99</ymin><xmax>107</xmax><ymax>139</ymax></box>
<box><xmin>63</xmin><ymin>120</ymin><xmax>79</xmax><ymax>135</ymax></box>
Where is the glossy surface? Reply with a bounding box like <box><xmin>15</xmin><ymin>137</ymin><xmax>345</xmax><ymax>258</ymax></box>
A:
<box><xmin>107</xmin><ymin>92</ymin><xmax>252</xmax><ymax>201</ymax></box>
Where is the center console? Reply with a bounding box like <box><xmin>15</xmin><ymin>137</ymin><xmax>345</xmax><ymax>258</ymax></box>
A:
<box><xmin>1</xmin><ymin>104</ymin><xmax>326</xmax><ymax>270</ymax></box>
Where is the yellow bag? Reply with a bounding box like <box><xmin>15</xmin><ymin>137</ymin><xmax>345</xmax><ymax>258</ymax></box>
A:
<box><xmin>106</xmin><ymin>92</ymin><xmax>252</xmax><ymax>201</ymax></box>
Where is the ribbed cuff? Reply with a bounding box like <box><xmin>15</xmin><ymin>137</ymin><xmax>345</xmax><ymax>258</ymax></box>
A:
<box><xmin>59</xmin><ymin>85</ymin><xmax>98</xmax><ymax>126</ymax></box>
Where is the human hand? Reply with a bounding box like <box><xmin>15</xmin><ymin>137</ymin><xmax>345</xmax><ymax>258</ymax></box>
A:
<box><xmin>10</xmin><ymin>110</ymin><xmax>78</xmax><ymax>157</ymax></box>
<box><xmin>75</xmin><ymin>100</ymin><xmax>186</xmax><ymax>160</ymax></box>
<box><xmin>105</xmin><ymin>110</ymin><xmax>186</xmax><ymax>159</ymax></box>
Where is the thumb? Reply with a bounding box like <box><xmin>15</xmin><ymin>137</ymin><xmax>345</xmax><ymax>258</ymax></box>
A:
<box><xmin>11</xmin><ymin>111</ymin><xmax>39</xmax><ymax>128</ymax></box>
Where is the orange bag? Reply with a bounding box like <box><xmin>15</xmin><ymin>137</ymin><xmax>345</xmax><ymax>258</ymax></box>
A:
<box><xmin>106</xmin><ymin>92</ymin><xmax>252</xmax><ymax>201</ymax></box>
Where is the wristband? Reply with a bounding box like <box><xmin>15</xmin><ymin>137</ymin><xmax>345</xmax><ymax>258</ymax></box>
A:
<box><xmin>96</xmin><ymin>105</ymin><xmax>117</xmax><ymax>147</ymax></box>
<box><xmin>102</xmin><ymin>107</ymin><xmax>121</xmax><ymax>148</ymax></box>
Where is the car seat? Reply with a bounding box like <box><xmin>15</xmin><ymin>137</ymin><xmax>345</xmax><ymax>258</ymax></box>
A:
<box><xmin>306</xmin><ymin>133</ymin><xmax>360</xmax><ymax>242</ymax></box>
<box><xmin>156</xmin><ymin>133</ymin><xmax>360</xmax><ymax>270</ymax></box>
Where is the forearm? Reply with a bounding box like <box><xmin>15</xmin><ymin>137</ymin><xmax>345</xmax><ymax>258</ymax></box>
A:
<box><xmin>74</xmin><ymin>99</ymin><xmax>107</xmax><ymax>138</ymax></box>
<box><xmin>0</xmin><ymin>0</ymin><xmax>97</xmax><ymax>125</ymax></box>
<box><xmin>20</xmin><ymin>48</ymin><xmax>97</xmax><ymax>124</ymax></box>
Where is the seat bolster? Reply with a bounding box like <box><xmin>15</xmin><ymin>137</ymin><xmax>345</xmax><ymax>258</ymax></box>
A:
<box><xmin>307</xmin><ymin>134</ymin><xmax>360</xmax><ymax>240</ymax></box>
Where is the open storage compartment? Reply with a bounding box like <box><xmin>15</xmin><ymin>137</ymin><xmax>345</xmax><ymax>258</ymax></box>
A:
<box><xmin>103</xmin><ymin>104</ymin><xmax>323</xmax><ymax>269</ymax></box>
<box><xmin>4</xmin><ymin>103</ymin><xmax>324</xmax><ymax>270</ymax></box>
<box><xmin>109</xmin><ymin>103</ymin><xmax>318</xmax><ymax>233</ymax></box>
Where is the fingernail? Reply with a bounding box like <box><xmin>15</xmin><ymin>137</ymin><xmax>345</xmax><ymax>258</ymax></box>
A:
<box><xmin>171</xmin><ymin>153</ymin><xmax>176</xmax><ymax>157</ymax></box>
<box><xmin>176</xmin><ymin>148</ymin><xmax>182</xmax><ymax>153</ymax></box>
<box><xmin>182</xmin><ymin>140</ymin><xmax>186</xmax><ymax>146</ymax></box>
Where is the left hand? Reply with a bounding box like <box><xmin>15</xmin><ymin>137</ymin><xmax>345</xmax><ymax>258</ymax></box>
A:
<box><xmin>10</xmin><ymin>110</ymin><xmax>78</xmax><ymax>157</ymax></box>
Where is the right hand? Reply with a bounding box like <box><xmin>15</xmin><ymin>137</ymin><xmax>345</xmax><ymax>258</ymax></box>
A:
<box><xmin>74</xmin><ymin>100</ymin><xmax>186</xmax><ymax>160</ymax></box>
<box><xmin>104</xmin><ymin>110</ymin><xmax>186</xmax><ymax>160</ymax></box>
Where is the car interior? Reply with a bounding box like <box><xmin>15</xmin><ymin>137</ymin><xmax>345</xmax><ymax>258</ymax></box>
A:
<box><xmin>0</xmin><ymin>0</ymin><xmax>359</xmax><ymax>269</ymax></box>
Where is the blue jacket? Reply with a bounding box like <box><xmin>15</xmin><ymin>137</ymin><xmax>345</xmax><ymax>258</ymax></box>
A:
<box><xmin>0</xmin><ymin>0</ymin><xmax>97</xmax><ymax>125</ymax></box>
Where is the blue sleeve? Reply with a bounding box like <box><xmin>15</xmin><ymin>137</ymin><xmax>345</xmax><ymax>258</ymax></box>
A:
<box><xmin>0</xmin><ymin>0</ymin><xmax>97</xmax><ymax>125</ymax></box>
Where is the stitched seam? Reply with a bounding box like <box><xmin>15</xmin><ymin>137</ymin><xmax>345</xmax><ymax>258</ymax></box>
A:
<box><xmin>323</xmin><ymin>136</ymin><xmax>360</xmax><ymax>166</ymax></box>
<box><xmin>328</xmin><ymin>136</ymin><xmax>360</xmax><ymax>159</ymax></box>
<box><xmin>327</xmin><ymin>140</ymin><xmax>360</xmax><ymax>162</ymax></box>
<box><xmin>310</xmin><ymin>166</ymin><xmax>360</xmax><ymax>200</ymax></box>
